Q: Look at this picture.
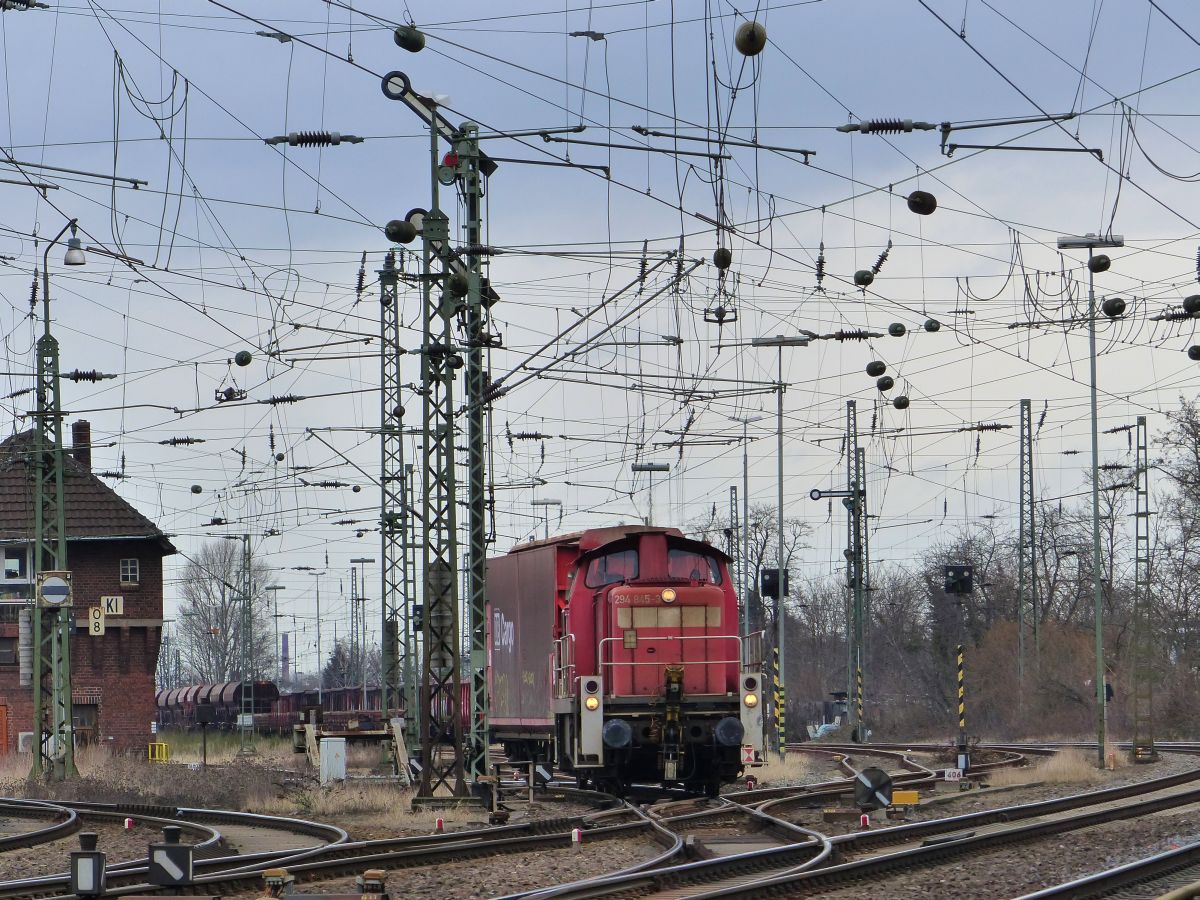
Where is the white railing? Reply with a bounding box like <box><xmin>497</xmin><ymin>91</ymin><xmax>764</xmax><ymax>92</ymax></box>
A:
<box><xmin>597</xmin><ymin>633</ymin><xmax>743</xmax><ymax>689</ymax></box>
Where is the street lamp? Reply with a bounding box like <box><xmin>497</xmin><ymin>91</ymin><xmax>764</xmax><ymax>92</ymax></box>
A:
<box><xmin>530</xmin><ymin>499</ymin><xmax>562</xmax><ymax>541</ymax></box>
<box><xmin>1056</xmin><ymin>232</ymin><xmax>1124</xmax><ymax>768</ymax></box>
<box><xmin>631</xmin><ymin>462</ymin><xmax>670</xmax><ymax>525</ymax></box>
<box><xmin>751</xmin><ymin>334</ymin><xmax>809</xmax><ymax>760</ymax></box>
<box><xmin>730</xmin><ymin>414</ymin><xmax>767</xmax><ymax>638</ymax></box>
<box><xmin>29</xmin><ymin>218</ymin><xmax>87</xmax><ymax>780</ymax></box>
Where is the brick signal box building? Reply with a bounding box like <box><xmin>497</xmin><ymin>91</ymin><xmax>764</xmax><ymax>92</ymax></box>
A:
<box><xmin>0</xmin><ymin>421</ymin><xmax>175</xmax><ymax>754</ymax></box>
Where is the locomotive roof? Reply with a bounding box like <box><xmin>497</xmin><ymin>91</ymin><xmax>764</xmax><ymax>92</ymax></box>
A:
<box><xmin>508</xmin><ymin>524</ymin><xmax>727</xmax><ymax>559</ymax></box>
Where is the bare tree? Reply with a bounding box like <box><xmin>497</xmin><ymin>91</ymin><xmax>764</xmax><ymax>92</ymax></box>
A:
<box><xmin>176</xmin><ymin>540</ymin><xmax>275</xmax><ymax>683</ymax></box>
<box><xmin>688</xmin><ymin>501</ymin><xmax>812</xmax><ymax>634</ymax></box>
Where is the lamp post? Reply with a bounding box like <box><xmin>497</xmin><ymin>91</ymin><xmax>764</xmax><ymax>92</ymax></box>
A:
<box><xmin>29</xmin><ymin>218</ymin><xmax>85</xmax><ymax>780</ymax></box>
<box><xmin>1056</xmin><ymin>232</ymin><xmax>1124</xmax><ymax>768</ymax></box>
<box><xmin>731</xmin><ymin>414</ymin><xmax>767</xmax><ymax>638</ymax></box>
<box><xmin>751</xmin><ymin>335</ymin><xmax>809</xmax><ymax>760</ymax></box>
<box><xmin>350</xmin><ymin>557</ymin><xmax>375</xmax><ymax>712</ymax></box>
<box><xmin>631</xmin><ymin>462</ymin><xmax>670</xmax><ymax>525</ymax></box>
<box><xmin>530</xmin><ymin>499</ymin><xmax>562</xmax><ymax>541</ymax></box>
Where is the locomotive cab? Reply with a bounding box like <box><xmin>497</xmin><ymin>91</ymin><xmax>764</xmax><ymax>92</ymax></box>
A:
<box><xmin>552</xmin><ymin>528</ymin><xmax>765</xmax><ymax>795</ymax></box>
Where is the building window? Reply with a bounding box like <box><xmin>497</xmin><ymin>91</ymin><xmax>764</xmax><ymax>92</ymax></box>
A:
<box><xmin>0</xmin><ymin>636</ymin><xmax>16</xmax><ymax>665</ymax></box>
<box><xmin>2</xmin><ymin>546</ymin><xmax>27</xmax><ymax>581</ymax></box>
<box><xmin>120</xmin><ymin>558</ymin><xmax>140</xmax><ymax>584</ymax></box>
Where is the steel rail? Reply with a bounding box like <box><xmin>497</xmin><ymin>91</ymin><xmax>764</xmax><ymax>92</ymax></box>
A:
<box><xmin>0</xmin><ymin>805</ymin><xmax>333</xmax><ymax>899</ymax></box>
<box><xmin>0</xmin><ymin>799</ymin><xmax>78</xmax><ymax>853</ymax></box>
<box><xmin>511</xmin><ymin>757</ymin><xmax>1200</xmax><ymax>899</ymax></box>
<box><xmin>1017</xmin><ymin>839</ymin><xmax>1200</xmax><ymax>899</ymax></box>
<box><xmin>88</xmin><ymin>819</ymin><xmax>663</xmax><ymax>898</ymax></box>
<box><xmin>685</xmin><ymin>778</ymin><xmax>1200</xmax><ymax>897</ymax></box>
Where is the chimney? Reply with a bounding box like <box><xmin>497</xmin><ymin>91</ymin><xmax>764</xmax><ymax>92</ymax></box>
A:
<box><xmin>71</xmin><ymin>420</ymin><xmax>92</xmax><ymax>471</ymax></box>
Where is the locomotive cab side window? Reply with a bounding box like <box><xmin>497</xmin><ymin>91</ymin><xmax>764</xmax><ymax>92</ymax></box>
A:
<box><xmin>666</xmin><ymin>548</ymin><xmax>722</xmax><ymax>584</ymax></box>
<box><xmin>584</xmin><ymin>547</ymin><xmax>638</xmax><ymax>587</ymax></box>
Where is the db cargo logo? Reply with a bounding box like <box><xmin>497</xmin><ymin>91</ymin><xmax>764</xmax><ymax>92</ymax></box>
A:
<box><xmin>493</xmin><ymin>609</ymin><xmax>515</xmax><ymax>651</ymax></box>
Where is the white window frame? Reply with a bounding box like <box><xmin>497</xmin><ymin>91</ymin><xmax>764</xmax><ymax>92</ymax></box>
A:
<box><xmin>1</xmin><ymin>545</ymin><xmax>29</xmax><ymax>583</ymax></box>
<box><xmin>119</xmin><ymin>558</ymin><xmax>140</xmax><ymax>585</ymax></box>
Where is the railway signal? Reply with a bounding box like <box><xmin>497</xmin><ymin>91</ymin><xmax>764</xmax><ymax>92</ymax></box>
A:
<box><xmin>69</xmin><ymin>833</ymin><xmax>105</xmax><ymax>897</ymax></box>
<box><xmin>147</xmin><ymin>826</ymin><xmax>193</xmax><ymax>886</ymax></box>
<box><xmin>759</xmin><ymin>568</ymin><xmax>788</xmax><ymax>599</ymax></box>
<box><xmin>943</xmin><ymin>565</ymin><xmax>974</xmax><ymax>595</ymax></box>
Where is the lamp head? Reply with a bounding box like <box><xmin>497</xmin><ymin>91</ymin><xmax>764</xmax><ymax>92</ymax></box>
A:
<box><xmin>63</xmin><ymin>237</ymin><xmax>86</xmax><ymax>266</ymax></box>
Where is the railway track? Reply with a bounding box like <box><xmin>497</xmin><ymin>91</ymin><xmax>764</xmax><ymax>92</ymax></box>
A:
<box><xmin>0</xmin><ymin>784</ymin><xmax>638</xmax><ymax>899</ymax></box>
<box><xmin>513</xmin><ymin>747</ymin><xmax>1200</xmax><ymax>899</ymax></box>
<box><xmin>1018</xmin><ymin>838</ymin><xmax>1200</xmax><ymax>898</ymax></box>
<box><xmin>0</xmin><ymin>803</ymin><xmax>341</xmax><ymax>899</ymax></box>
<box><xmin>0</xmin><ymin>800</ymin><xmax>79</xmax><ymax>854</ymax></box>
<box><xmin>1</xmin><ymin>743</ymin><xmax>1188</xmax><ymax>899</ymax></box>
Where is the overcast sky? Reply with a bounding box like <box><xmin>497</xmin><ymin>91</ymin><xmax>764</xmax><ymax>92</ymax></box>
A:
<box><xmin>2</xmin><ymin>0</ymin><xmax>1199</xmax><ymax>678</ymax></box>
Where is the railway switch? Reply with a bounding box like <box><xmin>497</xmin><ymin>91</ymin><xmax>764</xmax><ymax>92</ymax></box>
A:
<box><xmin>69</xmin><ymin>832</ymin><xmax>105</xmax><ymax>897</ymax></box>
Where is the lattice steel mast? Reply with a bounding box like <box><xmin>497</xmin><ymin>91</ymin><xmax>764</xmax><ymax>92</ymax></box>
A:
<box><xmin>415</xmin><ymin>114</ymin><xmax>468</xmax><ymax>798</ymax></box>
<box><xmin>379</xmin><ymin>250</ymin><xmax>412</xmax><ymax>737</ymax></box>
<box><xmin>1131</xmin><ymin>415</ymin><xmax>1157</xmax><ymax>761</ymax></box>
<box><xmin>843</xmin><ymin>400</ymin><xmax>866</xmax><ymax>737</ymax></box>
<box><xmin>853</xmin><ymin>445</ymin><xmax>867</xmax><ymax>736</ymax></box>
<box><xmin>31</xmin><ymin>219</ymin><xmax>78</xmax><ymax>781</ymax></box>
<box><xmin>1017</xmin><ymin>399</ymin><xmax>1039</xmax><ymax>690</ymax></box>
<box><xmin>238</xmin><ymin>534</ymin><xmax>255</xmax><ymax>755</ymax></box>
<box><xmin>458</xmin><ymin>124</ymin><xmax>491</xmax><ymax>782</ymax></box>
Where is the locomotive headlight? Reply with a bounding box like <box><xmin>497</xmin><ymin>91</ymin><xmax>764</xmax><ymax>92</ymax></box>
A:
<box><xmin>585</xmin><ymin>696</ymin><xmax>600</xmax><ymax>711</ymax></box>
<box><xmin>743</xmin><ymin>693</ymin><xmax>759</xmax><ymax>708</ymax></box>
<box><xmin>661</xmin><ymin>588</ymin><xmax>677</xmax><ymax>603</ymax></box>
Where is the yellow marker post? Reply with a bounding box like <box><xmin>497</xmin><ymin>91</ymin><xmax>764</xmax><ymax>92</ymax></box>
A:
<box><xmin>773</xmin><ymin>645</ymin><xmax>785</xmax><ymax>759</ymax></box>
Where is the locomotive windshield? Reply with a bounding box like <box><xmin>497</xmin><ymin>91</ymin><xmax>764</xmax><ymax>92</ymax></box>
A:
<box><xmin>666</xmin><ymin>547</ymin><xmax>723</xmax><ymax>584</ymax></box>
<box><xmin>584</xmin><ymin>547</ymin><xmax>638</xmax><ymax>587</ymax></box>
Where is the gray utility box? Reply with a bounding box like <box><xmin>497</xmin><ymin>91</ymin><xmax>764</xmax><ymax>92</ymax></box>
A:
<box><xmin>319</xmin><ymin>737</ymin><xmax>346</xmax><ymax>785</ymax></box>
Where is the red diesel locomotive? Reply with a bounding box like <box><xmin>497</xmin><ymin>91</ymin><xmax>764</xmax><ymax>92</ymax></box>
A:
<box><xmin>488</xmin><ymin>525</ymin><xmax>765</xmax><ymax>795</ymax></box>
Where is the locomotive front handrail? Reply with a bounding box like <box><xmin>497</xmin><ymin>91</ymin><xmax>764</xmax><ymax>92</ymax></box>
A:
<box><xmin>552</xmin><ymin>634</ymin><xmax>577</xmax><ymax>699</ymax></box>
<box><xmin>597</xmin><ymin>634</ymin><xmax>745</xmax><ymax>685</ymax></box>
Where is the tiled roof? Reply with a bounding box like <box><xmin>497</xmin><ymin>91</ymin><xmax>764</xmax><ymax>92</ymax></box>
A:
<box><xmin>0</xmin><ymin>430</ymin><xmax>175</xmax><ymax>553</ymax></box>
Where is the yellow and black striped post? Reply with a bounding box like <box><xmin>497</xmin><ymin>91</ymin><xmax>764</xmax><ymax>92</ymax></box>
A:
<box><xmin>956</xmin><ymin>644</ymin><xmax>966</xmax><ymax>746</ymax></box>
<box><xmin>773</xmin><ymin>645</ymin><xmax>785</xmax><ymax>758</ymax></box>
<box><xmin>856</xmin><ymin>664</ymin><xmax>864</xmax><ymax>736</ymax></box>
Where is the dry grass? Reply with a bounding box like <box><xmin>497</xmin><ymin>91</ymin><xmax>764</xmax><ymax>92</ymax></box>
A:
<box><xmin>751</xmin><ymin>751</ymin><xmax>823</xmax><ymax>786</ymax></box>
<box><xmin>249</xmin><ymin>780</ymin><xmax>486</xmax><ymax>831</ymax></box>
<box><xmin>985</xmin><ymin>748</ymin><xmax>1104</xmax><ymax>788</ymax></box>
<box><xmin>0</xmin><ymin>743</ymin><xmax>138</xmax><ymax>784</ymax></box>
<box><xmin>159</xmin><ymin>730</ymin><xmax>295</xmax><ymax>765</ymax></box>
<box><xmin>0</xmin><ymin>743</ymin><xmax>283</xmax><ymax>810</ymax></box>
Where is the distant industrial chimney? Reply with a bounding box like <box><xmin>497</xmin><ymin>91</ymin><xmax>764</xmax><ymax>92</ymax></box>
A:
<box><xmin>71</xmin><ymin>420</ymin><xmax>92</xmax><ymax>471</ymax></box>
